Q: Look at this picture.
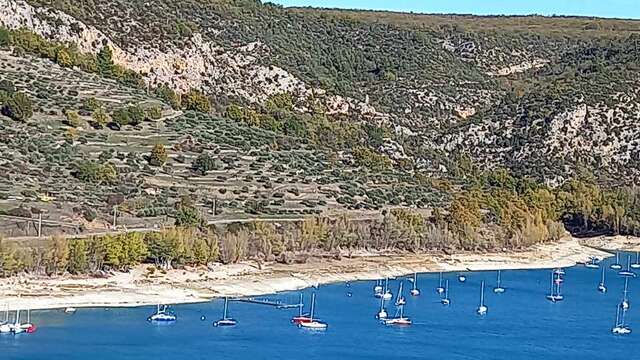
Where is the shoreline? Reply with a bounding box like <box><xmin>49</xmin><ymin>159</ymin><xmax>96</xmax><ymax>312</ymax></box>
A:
<box><xmin>1</xmin><ymin>235</ymin><xmax>637</xmax><ymax>312</ymax></box>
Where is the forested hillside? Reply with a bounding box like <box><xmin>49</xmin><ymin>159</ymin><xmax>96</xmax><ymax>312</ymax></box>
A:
<box><xmin>1</xmin><ymin>0</ymin><xmax>640</xmax><ymax>273</ymax></box>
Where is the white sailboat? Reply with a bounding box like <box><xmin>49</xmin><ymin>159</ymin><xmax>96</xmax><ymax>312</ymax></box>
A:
<box><xmin>584</xmin><ymin>256</ymin><xmax>600</xmax><ymax>269</ymax></box>
<box><xmin>440</xmin><ymin>280</ymin><xmax>451</xmax><ymax>305</ymax></box>
<box><xmin>382</xmin><ymin>283</ymin><xmax>411</xmax><ymax>326</ymax></box>
<box><xmin>147</xmin><ymin>304</ymin><xmax>177</xmax><ymax>322</ymax></box>
<box><xmin>0</xmin><ymin>304</ymin><xmax>10</xmax><ymax>334</ymax></box>
<box><xmin>214</xmin><ymin>297</ymin><xmax>237</xmax><ymax>327</ymax></box>
<box><xmin>546</xmin><ymin>271</ymin><xmax>564</xmax><ymax>302</ymax></box>
<box><xmin>620</xmin><ymin>277</ymin><xmax>630</xmax><ymax>311</ymax></box>
<box><xmin>11</xmin><ymin>309</ymin><xmax>34</xmax><ymax>334</ymax></box>
<box><xmin>382</xmin><ymin>278</ymin><xmax>393</xmax><ymax>301</ymax></box>
<box><xmin>493</xmin><ymin>270</ymin><xmax>505</xmax><ymax>294</ymax></box>
<box><xmin>631</xmin><ymin>252</ymin><xmax>640</xmax><ymax>270</ymax></box>
<box><xmin>618</xmin><ymin>255</ymin><xmax>637</xmax><ymax>277</ymax></box>
<box><xmin>476</xmin><ymin>281</ymin><xmax>488</xmax><ymax>315</ymax></box>
<box><xmin>610</xmin><ymin>252</ymin><xmax>623</xmax><ymax>270</ymax></box>
<box><xmin>597</xmin><ymin>265</ymin><xmax>607</xmax><ymax>293</ymax></box>
<box><xmin>612</xmin><ymin>304</ymin><xmax>632</xmax><ymax>335</ymax></box>
<box><xmin>298</xmin><ymin>293</ymin><xmax>327</xmax><ymax>330</ymax></box>
<box><xmin>395</xmin><ymin>282</ymin><xmax>406</xmax><ymax>306</ymax></box>
<box><xmin>373</xmin><ymin>279</ymin><xmax>383</xmax><ymax>296</ymax></box>
<box><xmin>410</xmin><ymin>273</ymin><xmax>420</xmax><ymax>296</ymax></box>
<box><xmin>436</xmin><ymin>272</ymin><xmax>445</xmax><ymax>294</ymax></box>
<box><xmin>376</xmin><ymin>294</ymin><xmax>388</xmax><ymax>320</ymax></box>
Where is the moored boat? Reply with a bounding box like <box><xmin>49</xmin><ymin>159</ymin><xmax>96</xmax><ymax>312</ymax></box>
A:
<box><xmin>214</xmin><ymin>297</ymin><xmax>237</xmax><ymax>327</ymax></box>
<box><xmin>298</xmin><ymin>293</ymin><xmax>327</xmax><ymax>330</ymax></box>
<box><xmin>476</xmin><ymin>281</ymin><xmax>488</xmax><ymax>315</ymax></box>
<box><xmin>147</xmin><ymin>305</ymin><xmax>177</xmax><ymax>322</ymax></box>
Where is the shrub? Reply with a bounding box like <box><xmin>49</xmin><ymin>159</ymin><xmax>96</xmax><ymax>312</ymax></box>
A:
<box><xmin>192</xmin><ymin>153</ymin><xmax>218</xmax><ymax>174</ymax></box>
<box><xmin>0</xmin><ymin>80</ymin><xmax>15</xmax><ymax>94</ymax></box>
<box><xmin>75</xmin><ymin>161</ymin><xmax>118</xmax><ymax>185</ymax></box>
<box><xmin>182</xmin><ymin>89</ymin><xmax>211</xmax><ymax>113</ymax></box>
<box><xmin>2</xmin><ymin>92</ymin><xmax>33</xmax><ymax>121</ymax></box>
<box><xmin>0</xmin><ymin>27</ymin><xmax>10</xmax><ymax>47</ymax></box>
<box><xmin>149</xmin><ymin>144</ymin><xmax>168</xmax><ymax>166</ymax></box>
<box><xmin>174</xmin><ymin>206</ymin><xmax>202</xmax><ymax>227</ymax></box>
<box><xmin>64</xmin><ymin>110</ymin><xmax>82</xmax><ymax>127</ymax></box>
<box><xmin>146</xmin><ymin>105</ymin><xmax>162</xmax><ymax>120</ymax></box>
<box><xmin>82</xmin><ymin>97</ymin><xmax>100</xmax><ymax>112</ymax></box>
<box><xmin>113</xmin><ymin>105</ymin><xmax>145</xmax><ymax>126</ymax></box>
<box><xmin>92</xmin><ymin>107</ymin><xmax>110</xmax><ymax>127</ymax></box>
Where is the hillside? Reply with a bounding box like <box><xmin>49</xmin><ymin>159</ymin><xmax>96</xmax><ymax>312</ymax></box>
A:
<box><xmin>1</xmin><ymin>0</ymin><xmax>640</xmax><ymax>251</ymax></box>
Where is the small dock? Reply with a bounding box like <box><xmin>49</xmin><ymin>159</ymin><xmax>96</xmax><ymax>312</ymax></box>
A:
<box><xmin>234</xmin><ymin>298</ymin><xmax>301</xmax><ymax>309</ymax></box>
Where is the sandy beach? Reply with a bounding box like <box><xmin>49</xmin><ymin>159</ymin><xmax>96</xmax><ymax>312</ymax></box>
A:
<box><xmin>0</xmin><ymin>235</ymin><xmax>637</xmax><ymax>311</ymax></box>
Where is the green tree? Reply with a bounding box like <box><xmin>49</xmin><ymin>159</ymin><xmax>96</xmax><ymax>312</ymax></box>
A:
<box><xmin>149</xmin><ymin>144</ymin><xmax>168</xmax><ymax>166</ymax></box>
<box><xmin>46</xmin><ymin>236</ymin><xmax>69</xmax><ymax>275</ymax></box>
<box><xmin>154</xmin><ymin>84</ymin><xmax>181</xmax><ymax>109</ymax></box>
<box><xmin>192</xmin><ymin>153</ymin><xmax>218</xmax><ymax>174</ymax></box>
<box><xmin>97</xmin><ymin>45</ymin><xmax>115</xmax><ymax>76</ymax></box>
<box><xmin>68</xmin><ymin>239</ymin><xmax>89</xmax><ymax>274</ymax></box>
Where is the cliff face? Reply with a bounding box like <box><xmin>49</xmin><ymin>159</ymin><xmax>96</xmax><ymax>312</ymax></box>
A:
<box><xmin>2</xmin><ymin>0</ymin><xmax>640</xmax><ymax>183</ymax></box>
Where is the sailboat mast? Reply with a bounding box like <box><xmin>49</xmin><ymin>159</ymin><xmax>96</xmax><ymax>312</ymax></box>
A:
<box><xmin>497</xmin><ymin>270</ymin><xmax>501</xmax><ymax>286</ymax></box>
<box><xmin>310</xmin><ymin>293</ymin><xmax>316</xmax><ymax>321</ymax></box>
<box><xmin>615</xmin><ymin>305</ymin><xmax>621</xmax><ymax>327</ymax></box>
<box><xmin>601</xmin><ymin>265</ymin><xmax>606</xmax><ymax>283</ymax></box>
<box><xmin>223</xmin><ymin>297</ymin><xmax>229</xmax><ymax>319</ymax></box>
<box><xmin>444</xmin><ymin>280</ymin><xmax>449</xmax><ymax>298</ymax></box>
<box><xmin>480</xmin><ymin>281</ymin><xmax>485</xmax><ymax>306</ymax></box>
<box><xmin>439</xmin><ymin>272</ymin><xmax>443</xmax><ymax>287</ymax></box>
<box><xmin>299</xmin><ymin>293</ymin><xmax>304</xmax><ymax>317</ymax></box>
<box><xmin>623</xmin><ymin>277</ymin><xmax>629</xmax><ymax>300</ymax></box>
<box><xmin>413</xmin><ymin>273</ymin><xmax>417</xmax><ymax>290</ymax></box>
<box><xmin>384</xmin><ymin>278</ymin><xmax>389</xmax><ymax>292</ymax></box>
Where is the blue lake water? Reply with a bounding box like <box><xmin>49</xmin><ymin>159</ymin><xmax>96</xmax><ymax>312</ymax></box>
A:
<box><xmin>2</xmin><ymin>253</ymin><xmax>639</xmax><ymax>360</ymax></box>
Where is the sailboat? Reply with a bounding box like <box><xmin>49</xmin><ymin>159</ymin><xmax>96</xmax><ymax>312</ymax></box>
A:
<box><xmin>584</xmin><ymin>256</ymin><xmax>600</xmax><ymax>269</ymax></box>
<box><xmin>395</xmin><ymin>282</ymin><xmax>407</xmax><ymax>306</ymax></box>
<box><xmin>631</xmin><ymin>252</ymin><xmax>640</xmax><ymax>270</ymax></box>
<box><xmin>618</xmin><ymin>255</ymin><xmax>637</xmax><ymax>277</ymax></box>
<box><xmin>214</xmin><ymin>297</ymin><xmax>237</xmax><ymax>327</ymax></box>
<box><xmin>440</xmin><ymin>280</ymin><xmax>451</xmax><ymax>305</ymax></box>
<box><xmin>298</xmin><ymin>293</ymin><xmax>327</xmax><ymax>330</ymax></box>
<box><xmin>436</xmin><ymin>272</ymin><xmax>445</xmax><ymax>294</ymax></box>
<box><xmin>292</xmin><ymin>293</ymin><xmax>312</xmax><ymax>324</ymax></box>
<box><xmin>410</xmin><ymin>273</ymin><xmax>420</xmax><ymax>296</ymax></box>
<box><xmin>382</xmin><ymin>283</ymin><xmax>411</xmax><ymax>326</ymax></box>
<box><xmin>620</xmin><ymin>277</ymin><xmax>630</xmax><ymax>311</ymax></box>
<box><xmin>373</xmin><ymin>279</ymin><xmax>383</xmax><ymax>296</ymax></box>
<box><xmin>11</xmin><ymin>309</ymin><xmax>35</xmax><ymax>334</ymax></box>
<box><xmin>493</xmin><ymin>270</ymin><xmax>505</xmax><ymax>294</ymax></box>
<box><xmin>476</xmin><ymin>281</ymin><xmax>488</xmax><ymax>315</ymax></box>
<box><xmin>610</xmin><ymin>252</ymin><xmax>623</xmax><ymax>270</ymax></box>
<box><xmin>376</xmin><ymin>293</ymin><xmax>388</xmax><ymax>319</ymax></box>
<box><xmin>382</xmin><ymin>278</ymin><xmax>393</xmax><ymax>301</ymax></box>
<box><xmin>546</xmin><ymin>271</ymin><xmax>564</xmax><ymax>302</ymax></box>
<box><xmin>0</xmin><ymin>305</ymin><xmax>10</xmax><ymax>333</ymax></box>
<box><xmin>147</xmin><ymin>304</ymin><xmax>177</xmax><ymax>322</ymax></box>
<box><xmin>598</xmin><ymin>265</ymin><xmax>607</xmax><ymax>293</ymax></box>
<box><xmin>612</xmin><ymin>304</ymin><xmax>632</xmax><ymax>335</ymax></box>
